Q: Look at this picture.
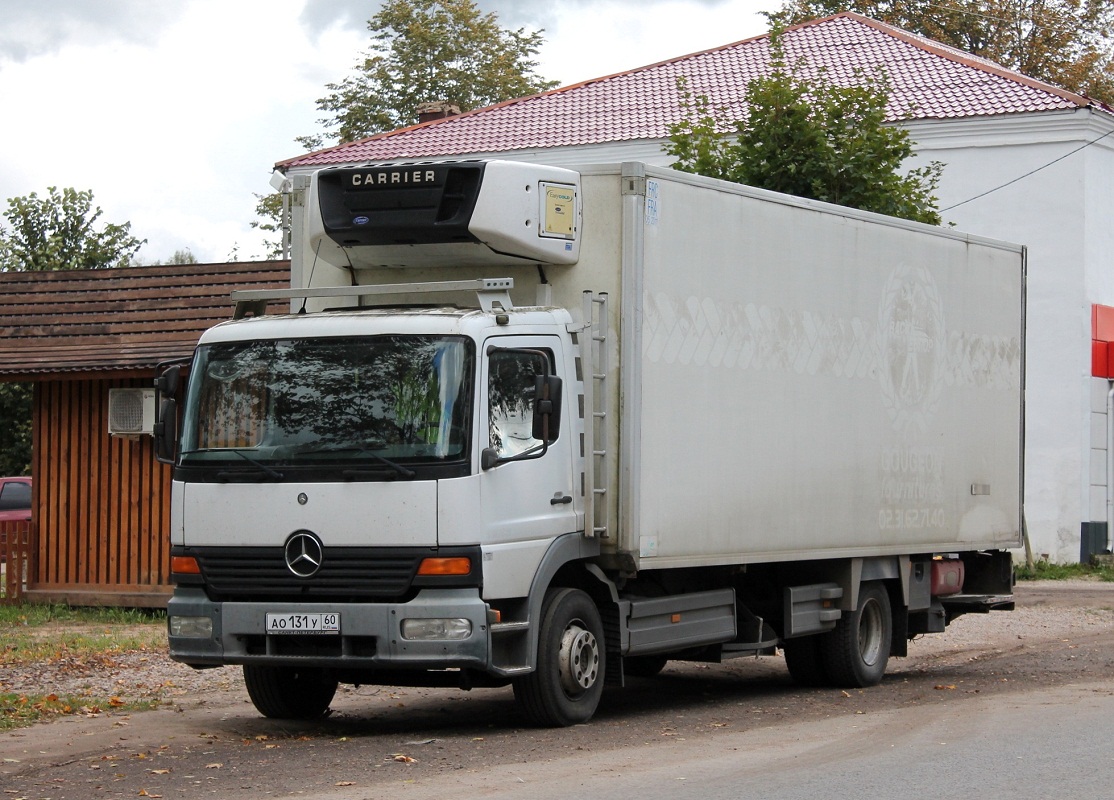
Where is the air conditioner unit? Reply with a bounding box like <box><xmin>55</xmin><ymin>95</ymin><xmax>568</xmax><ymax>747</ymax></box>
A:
<box><xmin>108</xmin><ymin>388</ymin><xmax>156</xmax><ymax>437</ymax></box>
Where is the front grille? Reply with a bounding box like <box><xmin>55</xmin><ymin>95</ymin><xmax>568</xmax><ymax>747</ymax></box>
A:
<box><xmin>241</xmin><ymin>634</ymin><xmax>376</xmax><ymax>658</ymax></box>
<box><xmin>181</xmin><ymin>545</ymin><xmax>479</xmax><ymax>603</ymax></box>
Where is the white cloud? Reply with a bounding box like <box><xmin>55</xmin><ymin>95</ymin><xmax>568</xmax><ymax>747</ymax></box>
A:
<box><xmin>0</xmin><ymin>0</ymin><xmax>772</xmax><ymax>264</ymax></box>
<box><xmin>535</xmin><ymin>0</ymin><xmax>768</xmax><ymax>87</ymax></box>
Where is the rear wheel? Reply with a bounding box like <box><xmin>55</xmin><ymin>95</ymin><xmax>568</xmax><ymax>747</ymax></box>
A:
<box><xmin>819</xmin><ymin>582</ymin><xmax>892</xmax><ymax>687</ymax></box>
<box><xmin>513</xmin><ymin>587</ymin><xmax>605</xmax><ymax>727</ymax></box>
<box><xmin>243</xmin><ymin>665</ymin><xmax>338</xmax><ymax>720</ymax></box>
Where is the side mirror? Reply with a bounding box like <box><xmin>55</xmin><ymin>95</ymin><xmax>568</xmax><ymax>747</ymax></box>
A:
<box><xmin>481</xmin><ymin>447</ymin><xmax>501</xmax><ymax>471</ymax></box>
<box><xmin>153</xmin><ymin>362</ymin><xmax>184</xmax><ymax>465</ymax></box>
<box><xmin>154</xmin><ymin>398</ymin><xmax>178</xmax><ymax>464</ymax></box>
<box><xmin>155</xmin><ymin>364</ymin><xmax>180</xmax><ymax>397</ymax></box>
<box><xmin>531</xmin><ymin>374</ymin><xmax>562</xmax><ymax>442</ymax></box>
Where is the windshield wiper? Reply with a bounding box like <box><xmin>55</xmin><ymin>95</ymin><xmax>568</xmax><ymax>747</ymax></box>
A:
<box><xmin>215</xmin><ymin>449</ymin><xmax>285</xmax><ymax>481</ymax></box>
<box><xmin>292</xmin><ymin>445</ymin><xmax>416</xmax><ymax>479</ymax></box>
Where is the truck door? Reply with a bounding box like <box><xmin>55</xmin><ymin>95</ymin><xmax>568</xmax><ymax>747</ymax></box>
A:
<box><xmin>479</xmin><ymin>336</ymin><xmax>577</xmax><ymax>545</ymax></box>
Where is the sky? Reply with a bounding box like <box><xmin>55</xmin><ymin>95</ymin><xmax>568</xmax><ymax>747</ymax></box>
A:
<box><xmin>0</xmin><ymin>0</ymin><xmax>774</xmax><ymax>264</ymax></box>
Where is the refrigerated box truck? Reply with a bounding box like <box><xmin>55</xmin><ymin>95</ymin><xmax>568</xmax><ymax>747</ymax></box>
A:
<box><xmin>157</xmin><ymin>161</ymin><xmax>1025</xmax><ymax>726</ymax></box>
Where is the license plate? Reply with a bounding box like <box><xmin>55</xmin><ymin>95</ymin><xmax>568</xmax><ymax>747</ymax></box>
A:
<box><xmin>265</xmin><ymin>612</ymin><xmax>340</xmax><ymax>635</ymax></box>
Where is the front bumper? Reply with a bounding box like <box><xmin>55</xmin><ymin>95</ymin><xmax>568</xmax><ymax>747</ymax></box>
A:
<box><xmin>167</xmin><ymin>587</ymin><xmax>491</xmax><ymax>671</ymax></box>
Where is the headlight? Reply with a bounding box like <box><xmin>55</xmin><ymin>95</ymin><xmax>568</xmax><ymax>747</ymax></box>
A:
<box><xmin>400</xmin><ymin>618</ymin><xmax>472</xmax><ymax>640</ymax></box>
<box><xmin>169</xmin><ymin>615</ymin><xmax>213</xmax><ymax>637</ymax></box>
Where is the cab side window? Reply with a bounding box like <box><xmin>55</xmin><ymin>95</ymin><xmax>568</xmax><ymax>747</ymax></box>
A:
<box><xmin>488</xmin><ymin>349</ymin><xmax>553</xmax><ymax>458</ymax></box>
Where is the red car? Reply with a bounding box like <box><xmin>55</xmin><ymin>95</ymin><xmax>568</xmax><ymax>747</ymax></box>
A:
<box><xmin>0</xmin><ymin>477</ymin><xmax>32</xmax><ymax>523</ymax></box>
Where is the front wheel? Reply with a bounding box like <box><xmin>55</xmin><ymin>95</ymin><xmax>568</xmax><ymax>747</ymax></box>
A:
<box><xmin>243</xmin><ymin>665</ymin><xmax>338</xmax><ymax>720</ymax></box>
<box><xmin>819</xmin><ymin>582</ymin><xmax>892</xmax><ymax>687</ymax></box>
<box><xmin>513</xmin><ymin>587</ymin><xmax>605</xmax><ymax>727</ymax></box>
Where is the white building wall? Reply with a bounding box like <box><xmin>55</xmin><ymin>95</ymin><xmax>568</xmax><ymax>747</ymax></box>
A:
<box><xmin>907</xmin><ymin>109</ymin><xmax>1114</xmax><ymax>561</ymax></box>
<box><xmin>1089</xmin><ymin>378</ymin><xmax>1111</xmax><ymax>554</ymax></box>
<box><xmin>904</xmin><ymin>111</ymin><xmax>1087</xmax><ymax>563</ymax></box>
<box><xmin>1082</xmin><ymin>119</ymin><xmax>1114</xmax><ymax>560</ymax></box>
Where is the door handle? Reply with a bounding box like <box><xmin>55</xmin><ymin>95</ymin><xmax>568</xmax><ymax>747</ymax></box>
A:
<box><xmin>550</xmin><ymin>494</ymin><xmax>573</xmax><ymax>505</ymax></box>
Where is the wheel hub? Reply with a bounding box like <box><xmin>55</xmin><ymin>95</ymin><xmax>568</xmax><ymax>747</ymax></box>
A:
<box><xmin>558</xmin><ymin>622</ymin><xmax>599</xmax><ymax>695</ymax></box>
<box><xmin>858</xmin><ymin>599</ymin><xmax>884</xmax><ymax>666</ymax></box>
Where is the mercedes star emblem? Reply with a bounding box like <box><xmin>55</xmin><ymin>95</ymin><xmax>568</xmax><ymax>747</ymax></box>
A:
<box><xmin>284</xmin><ymin>530</ymin><xmax>323</xmax><ymax>578</ymax></box>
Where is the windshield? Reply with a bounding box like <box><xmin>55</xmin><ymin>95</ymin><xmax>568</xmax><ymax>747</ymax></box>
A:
<box><xmin>179</xmin><ymin>335</ymin><xmax>473</xmax><ymax>472</ymax></box>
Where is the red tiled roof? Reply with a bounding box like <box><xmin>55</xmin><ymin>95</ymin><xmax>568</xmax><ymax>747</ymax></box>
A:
<box><xmin>280</xmin><ymin>13</ymin><xmax>1097</xmax><ymax>169</ymax></box>
<box><xmin>0</xmin><ymin>261</ymin><xmax>290</xmax><ymax>377</ymax></box>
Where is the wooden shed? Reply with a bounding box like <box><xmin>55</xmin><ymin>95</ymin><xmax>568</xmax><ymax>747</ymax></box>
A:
<box><xmin>0</xmin><ymin>262</ymin><xmax>289</xmax><ymax>606</ymax></box>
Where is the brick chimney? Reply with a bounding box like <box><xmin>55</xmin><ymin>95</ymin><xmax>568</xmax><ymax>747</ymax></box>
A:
<box><xmin>416</xmin><ymin>101</ymin><xmax>461</xmax><ymax>124</ymax></box>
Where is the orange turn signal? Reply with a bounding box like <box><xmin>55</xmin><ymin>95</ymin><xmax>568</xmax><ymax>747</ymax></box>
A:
<box><xmin>171</xmin><ymin>555</ymin><xmax>201</xmax><ymax>575</ymax></box>
<box><xmin>417</xmin><ymin>557</ymin><xmax>472</xmax><ymax>576</ymax></box>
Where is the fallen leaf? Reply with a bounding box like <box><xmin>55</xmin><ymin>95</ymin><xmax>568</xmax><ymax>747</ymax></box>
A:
<box><xmin>148</xmin><ymin>769</ymin><xmax>171</xmax><ymax>775</ymax></box>
<box><xmin>389</xmin><ymin>754</ymin><xmax>417</xmax><ymax>763</ymax></box>
<box><xmin>934</xmin><ymin>684</ymin><xmax>957</xmax><ymax>691</ymax></box>
<box><xmin>206</xmin><ymin>763</ymin><xmax>223</xmax><ymax>769</ymax></box>
<box><xmin>335</xmin><ymin>781</ymin><xmax>355</xmax><ymax>786</ymax></box>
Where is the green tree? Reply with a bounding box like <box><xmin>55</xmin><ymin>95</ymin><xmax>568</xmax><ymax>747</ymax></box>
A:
<box><xmin>0</xmin><ymin>382</ymin><xmax>32</xmax><ymax>476</ymax></box>
<box><xmin>767</xmin><ymin>0</ymin><xmax>1114</xmax><ymax>104</ymax></box>
<box><xmin>666</xmin><ymin>32</ymin><xmax>942</xmax><ymax>225</ymax></box>
<box><xmin>0</xmin><ymin>187</ymin><xmax>145</xmax><ymax>272</ymax></box>
<box><xmin>300</xmin><ymin>0</ymin><xmax>558</xmax><ymax>148</ymax></box>
<box><xmin>250</xmin><ymin>193</ymin><xmax>286</xmax><ymax>260</ymax></box>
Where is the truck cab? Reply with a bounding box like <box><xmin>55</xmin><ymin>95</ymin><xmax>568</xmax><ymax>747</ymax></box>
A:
<box><xmin>163</xmin><ymin>296</ymin><xmax>607</xmax><ymax>723</ymax></box>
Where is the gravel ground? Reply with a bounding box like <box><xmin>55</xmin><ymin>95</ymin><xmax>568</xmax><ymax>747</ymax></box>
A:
<box><xmin>2</xmin><ymin>580</ymin><xmax>1111</xmax><ymax>714</ymax></box>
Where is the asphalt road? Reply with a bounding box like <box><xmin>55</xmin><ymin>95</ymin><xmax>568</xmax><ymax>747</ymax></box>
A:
<box><xmin>3</xmin><ymin>581</ymin><xmax>1112</xmax><ymax>799</ymax></box>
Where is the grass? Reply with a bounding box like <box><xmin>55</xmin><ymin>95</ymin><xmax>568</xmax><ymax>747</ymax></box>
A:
<box><xmin>0</xmin><ymin>692</ymin><xmax>160</xmax><ymax>730</ymax></box>
<box><xmin>0</xmin><ymin>603</ymin><xmax>167</xmax><ymax>730</ymax></box>
<box><xmin>0</xmin><ymin>601</ymin><xmax>161</xmax><ymax>627</ymax></box>
<box><xmin>1013</xmin><ymin>559</ymin><xmax>1114</xmax><ymax>582</ymax></box>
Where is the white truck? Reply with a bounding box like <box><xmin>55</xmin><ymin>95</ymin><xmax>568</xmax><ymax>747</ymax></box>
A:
<box><xmin>156</xmin><ymin>161</ymin><xmax>1025</xmax><ymax>727</ymax></box>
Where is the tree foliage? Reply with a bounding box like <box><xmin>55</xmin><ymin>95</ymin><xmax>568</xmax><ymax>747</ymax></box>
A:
<box><xmin>767</xmin><ymin>0</ymin><xmax>1114</xmax><ymax>104</ymax></box>
<box><xmin>300</xmin><ymin>0</ymin><xmax>558</xmax><ymax>148</ymax></box>
<box><xmin>666</xmin><ymin>33</ymin><xmax>942</xmax><ymax>224</ymax></box>
<box><xmin>250</xmin><ymin>193</ymin><xmax>286</xmax><ymax>260</ymax></box>
<box><xmin>0</xmin><ymin>187</ymin><xmax>145</xmax><ymax>272</ymax></box>
<box><xmin>0</xmin><ymin>382</ymin><xmax>32</xmax><ymax>476</ymax></box>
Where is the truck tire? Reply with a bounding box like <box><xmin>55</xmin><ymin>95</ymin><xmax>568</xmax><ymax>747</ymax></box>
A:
<box><xmin>513</xmin><ymin>587</ymin><xmax>605</xmax><ymax>727</ymax></box>
<box><xmin>243</xmin><ymin>665</ymin><xmax>338</xmax><ymax>720</ymax></box>
<box><xmin>782</xmin><ymin>636</ymin><xmax>828</xmax><ymax>687</ymax></box>
<box><xmin>819</xmin><ymin>582</ymin><xmax>892</xmax><ymax>687</ymax></box>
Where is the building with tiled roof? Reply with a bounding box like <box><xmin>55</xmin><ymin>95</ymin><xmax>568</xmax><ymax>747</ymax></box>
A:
<box><xmin>0</xmin><ymin>261</ymin><xmax>289</xmax><ymax>377</ymax></box>
<box><xmin>277</xmin><ymin>12</ymin><xmax>1105</xmax><ymax>170</ymax></box>
<box><xmin>276</xmin><ymin>12</ymin><xmax>1114</xmax><ymax>563</ymax></box>
<box><xmin>0</xmin><ymin>261</ymin><xmax>290</xmax><ymax>606</ymax></box>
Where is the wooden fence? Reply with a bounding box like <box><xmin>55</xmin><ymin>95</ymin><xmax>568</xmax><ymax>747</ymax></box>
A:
<box><xmin>24</xmin><ymin>378</ymin><xmax>173</xmax><ymax>607</ymax></box>
<box><xmin>0</xmin><ymin>519</ymin><xmax>32</xmax><ymax>604</ymax></box>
